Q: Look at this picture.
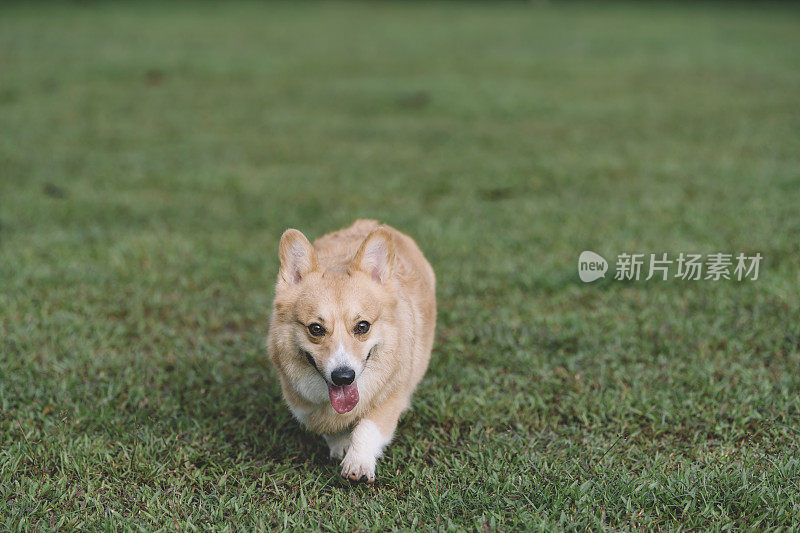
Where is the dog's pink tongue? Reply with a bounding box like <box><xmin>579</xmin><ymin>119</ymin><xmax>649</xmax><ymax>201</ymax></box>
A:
<box><xmin>328</xmin><ymin>382</ymin><xmax>359</xmax><ymax>414</ymax></box>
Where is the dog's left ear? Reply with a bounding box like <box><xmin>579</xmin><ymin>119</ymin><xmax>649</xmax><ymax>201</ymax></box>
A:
<box><xmin>278</xmin><ymin>229</ymin><xmax>318</xmax><ymax>286</ymax></box>
<box><xmin>350</xmin><ymin>227</ymin><xmax>395</xmax><ymax>284</ymax></box>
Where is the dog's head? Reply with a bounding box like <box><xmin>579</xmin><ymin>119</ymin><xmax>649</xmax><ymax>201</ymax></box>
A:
<box><xmin>269</xmin><ymin>227</ymin><xmax>399</xmax><ymax>414</ymax></box>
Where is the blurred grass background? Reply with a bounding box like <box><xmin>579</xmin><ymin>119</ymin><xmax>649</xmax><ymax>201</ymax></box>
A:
<box><xmin>1</xmin><ymin>1</ymin><xmax>799</xmax><ymax>529</ymax></box>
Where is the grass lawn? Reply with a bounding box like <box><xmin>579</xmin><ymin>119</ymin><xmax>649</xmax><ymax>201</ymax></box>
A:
<box><xmin>2</xmin><ymin>1</ymin><xmax>800</xmax><ymax>529</ymax></box>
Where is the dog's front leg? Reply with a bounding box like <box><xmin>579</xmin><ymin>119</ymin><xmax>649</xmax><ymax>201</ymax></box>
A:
<box><xmin>340</xmin><ymin>395</ymin><xmax>407</xmax><ymax>483</ymax></box>
<box><xmin>323</xmin><ymin>431</ymin><xmax>350</xmax><ymax>460</ymax></box>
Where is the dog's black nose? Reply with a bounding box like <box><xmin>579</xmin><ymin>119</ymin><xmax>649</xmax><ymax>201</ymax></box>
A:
<box><xmin>331</xmin><ymin>367</ymin><xmax>355</xmax><ymax>386</ymax></box>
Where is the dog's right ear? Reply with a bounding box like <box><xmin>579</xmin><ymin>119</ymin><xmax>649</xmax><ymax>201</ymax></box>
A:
<box><xmin>278</xmin><ymin>229</ymin><xmax>318</xmax><ymax>286</ymax></box>
<box><xmin>350</xmin><ymin>227</ymin><xmax>395</xmax><ymax>284</ymax></box>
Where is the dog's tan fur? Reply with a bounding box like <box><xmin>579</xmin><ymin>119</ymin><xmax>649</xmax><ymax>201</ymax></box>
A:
<box><xmin>267</xmin><ymin>219</ymin><xmax>436</xmax><ymax>482</ymax></box>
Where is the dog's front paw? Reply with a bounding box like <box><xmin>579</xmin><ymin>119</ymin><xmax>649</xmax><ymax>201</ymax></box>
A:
<box><xmin>340</xmin><ymin>449</ymin><xmax>376</xmax><ymax>483</ymax></box>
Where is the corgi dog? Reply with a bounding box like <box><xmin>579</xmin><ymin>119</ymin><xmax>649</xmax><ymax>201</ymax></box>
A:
<box><xmin>267</xmin><ymin>219</ymin><xmax>436</xmax><ymax>483</ymax></box>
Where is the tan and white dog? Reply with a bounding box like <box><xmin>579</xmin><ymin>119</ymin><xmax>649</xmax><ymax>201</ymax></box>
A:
<box><xmin>267</xmin><ymin>219</ymin><xmax>436</xmax><ymax>482</ymax></box>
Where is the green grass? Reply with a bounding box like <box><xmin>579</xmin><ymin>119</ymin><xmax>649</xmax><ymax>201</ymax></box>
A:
<box><xmin>2</xmin><ymin>1</ymin><xmax>800</xmax><ymax>529</ymax></box>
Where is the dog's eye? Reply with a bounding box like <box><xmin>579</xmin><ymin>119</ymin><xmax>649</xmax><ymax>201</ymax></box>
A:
<box><xmin>308</xmin><ymin>323</ymin><xmax>326</xmax><ymax>336</ymax></box>
<box><xmin>354</xmin><ymin>321</ymin><xmax>370</xmax><ymax>334</ymax></box>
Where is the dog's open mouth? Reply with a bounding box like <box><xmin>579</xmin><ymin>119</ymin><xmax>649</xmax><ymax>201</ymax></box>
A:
<box><xmin>328</xmin><ymin>382</ymin><xmax>359</xmax><ymax>414</ymax></box>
